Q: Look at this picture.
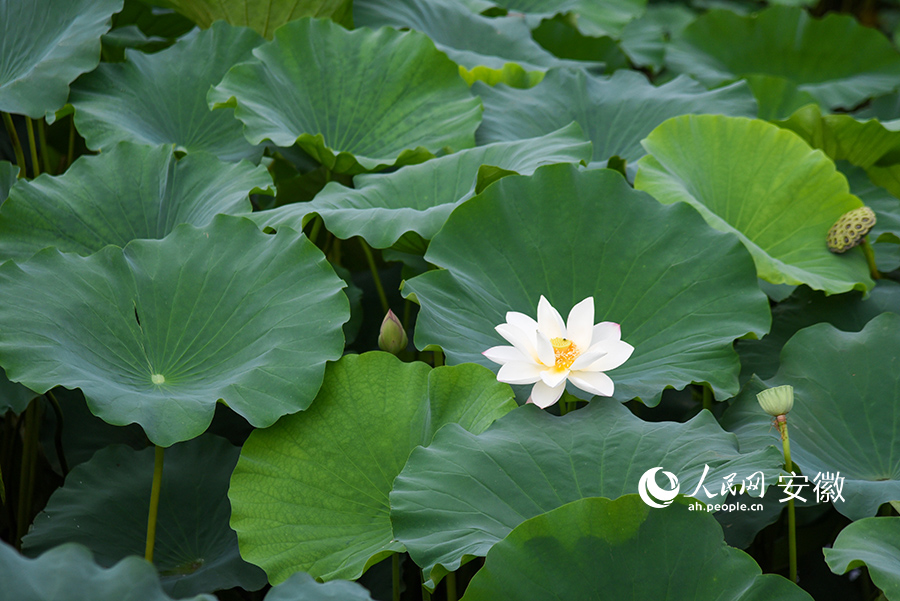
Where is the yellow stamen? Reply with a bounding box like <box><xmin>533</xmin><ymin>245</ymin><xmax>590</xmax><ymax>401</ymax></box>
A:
<box><xmin>550</xmin><ymin>337</ymin><xmax>579</xmax><ymax>370</ymax></box>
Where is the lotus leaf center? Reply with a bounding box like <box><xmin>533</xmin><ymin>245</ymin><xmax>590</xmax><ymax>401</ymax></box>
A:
<box><xmin>151</xmin><ymin>374</ymin><xmax>165</xmax><ymax>385</ymax></box>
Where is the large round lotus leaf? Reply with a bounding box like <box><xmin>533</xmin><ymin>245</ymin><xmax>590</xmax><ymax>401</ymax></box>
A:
<box><xmin>22</xmin><ymin>436</ymin><xmax>266</xmax><ymax>597</ymax></box>
<box><xmin>475</xmin><ymin>69</ymin><xmax>756</xmax><ymax>168</ymax></box>
<box><xmin>251</xmin><ymin>124</ymin><xmax>591</xmax><ymax>248</ymax></box>
<box><xmin>0</xmin><ymin>0</ymin><xmax>122</xmax><ymax>118</ymax></box>
<box><xmin>774</xmin><ymin>104</ymin><xmax>900</xmax><ymax>169</ymax></box>
<box><xmin>208</xmin><ymin>18</ymin><xmax>483</xmax><ymax>175</ymax></box>
<box><xmin>722</xmin><ymin>313</ymin><xmax>900</xmax><ymax>520</ymax></box>
<box><xmin>69</xmin><ymin>22</ymin><xmax>264</xmax><ymax>162</ymax></box>
<box><xmin>0</xmin><ymin>215</ymin><xmax>349</xmax><ymax>447</ymax></box>
<box><xmin>486</xmin><ymin>0</ymin><xmax>647</xmax><ymax>38</ymax></box>
<box><xmin>0</xmin><ymin>143</ymin><xmax>269</xmax><ymax>262</ymax></box>
<box><xmin>0</xmin><ymin>541</ymin><xmax>216</xmax><ymax>601</ymax></box>
<box><xmin>403</xmin><ymin>164</ymin><xmax>770</xmax><ymax>404</ymax></box>
<box><xmin>666</xmin><ymin>6</ymin><xmax>900</xmax><ymax>111</ymax></box>
<box><xmin>825</xmin><ymin>517</ymin><xmax>900</xmax><ymax>601</ymax></box>
<box><xmin>459</xmin><ymin>496</ymin><xmax>812</xmax><ymax>601</ymax></box>
<box><xmin>161</xmin><ymin>0</ymin><xmax>352</xmax><ymax>38</ymax></box>
<box><xmin>353</xmin><ymin>0</ymin><xmax>571</xmax><ymax>77</ymax></box>
<box><xmin>1</xmin><ymin>161</ymin><xmax>18</xmax><ymax>199</ymax></box>
<box><xmin>635</xmin><ymin>114</ymin><xmax>873</xmax><ymax>294</ymax></box>
<box><xmin>391</xmin><ymin>400</ymin><xmax>785</xmax><ymax>586</ymax></box>
<box><xmin>229</xmin><ymin>353</ymin><xmax>516</xmax><ymax>584</ymax></box>
<box><xmin>265</xmin><ymin>572</ymin><xmax>375</xmax><ymax>601</ymax></box>
<box><xmin>737</xmin><ymin>280</ymin><xmax>900</xmax><ymax>382</ymax></box>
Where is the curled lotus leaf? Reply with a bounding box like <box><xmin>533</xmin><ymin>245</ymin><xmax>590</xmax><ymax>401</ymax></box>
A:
<box><xmin>475</xmin><ymin>68</ymin><xmax>756</xmax><ymax>168</ymax></box>
<box><xmin>636</xmin><ymin>114</ymin><xmax>873</xmax><ymax>294</ymax></box>
<box><xmin>0</xmin><ymin>541</ymin><xmax>216</xmax><ymax>601</ymax></box>
<box><xmin>0</xmin><ymin>142</ymin><xmax>269</xmax><ymax>262</ymax></box>
<box><xmin>667</xmin><ymin>6</ymin><xmax>900</xmax><ymax>111</ymax></box>
<box><xmin>0</xmin><ymin>0</ymin><xmax>123</xmax><ymax>118</ymax></box>
<box><xmin>70</xmin><ymin>22</ymin><xmax>265</xmax><ymax>162</ymax></box>
<box><xmin>209</xmin><ymin>18</ymin><xmax>483</xmax><ymax>175</ymax></box>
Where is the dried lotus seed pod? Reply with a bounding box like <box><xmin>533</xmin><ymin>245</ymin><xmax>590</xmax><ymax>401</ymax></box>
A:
<box><xmin>826</xmin><ymin>206</ymin><xmax>876</xmax><ymax>253</ymax></box>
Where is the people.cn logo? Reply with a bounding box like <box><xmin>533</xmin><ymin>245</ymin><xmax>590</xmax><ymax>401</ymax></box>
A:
<box><xmin>638</xmin><ymin>467</ymin><xmax>681</xmax><ymax>508</ymax></box>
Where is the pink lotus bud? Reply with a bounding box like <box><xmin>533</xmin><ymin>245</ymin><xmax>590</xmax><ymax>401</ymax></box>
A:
<box><xmin>378</xmin><ymin>310</ymin><xmax>408</xmax><ymax>355</ymax></box>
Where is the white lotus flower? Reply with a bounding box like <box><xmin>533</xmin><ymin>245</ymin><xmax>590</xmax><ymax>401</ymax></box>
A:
<box><xmin>483</xmin><ymin>296</ymin><xmax>634</xmax><ymax>409</ymax></box>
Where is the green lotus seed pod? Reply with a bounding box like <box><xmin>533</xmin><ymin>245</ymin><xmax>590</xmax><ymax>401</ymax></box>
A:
<box><xmin>756</xmin><ymin>385</ymin><xmax>794</xmax><ymax>417</ymax></box>
<box><xmin>827</xmin><ymin>206</ymin><xmax>876</xmax><ymax>253</ymax></box>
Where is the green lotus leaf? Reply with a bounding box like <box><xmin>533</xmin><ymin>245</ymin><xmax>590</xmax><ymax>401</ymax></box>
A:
<box><xmin>251</xmin><ymin>124</ymin><xmax>591</xmax><ymax>248</ymax></box>
<box><xmin>0</xmin><ymin>541</ymin><xmax>216</xmax><ymax>601</ymax></box>
<box><xmin>1</xmin><ymin>161</ymin><xmax>19</xmax><ymax>199</ymax></box>
<box><xmin>229</xmin><ymin>353</ymin><xmax>516</xmax><ymax>584</ymax></box>
<box><xmin>738</xmin><ymin>279</ymin><xmax>900</xmax><ymax>383</ymax></box>
<box><xmin>0</xmin><ymin>215</ymin><xmax>349</xmax><ymax>446</ymax></box>
<box><xmin>70</xmin><ymin>22</ymin><xmax>264</xmax><ymax>162</ymax></box>
<box><xmin>854</xmin><ymin>92</ymin><xmax>900</xmax><ymax>123</ymax></box>
<box><xmin>667</xmin><ymin>6</ymin><xmax>900</xmax><ymax>111</ymax></box>
<box><xmin>863</xmin><ymin>164</ymin><xmax>900</xmax><ymax>252</ymax></box>
<box><xmin>528</xmin><ymin>16</ymin><xmax>624</xmax><ymax>72</ymax></box>
<box><xmin>619</xmin><ymin>4</ymin><xmax>695</xmax><ymax>73</ymax></box>
<box><xmin>713</xmin><ymin>486</ymin><xmax>802</xmax><ymax>550</ymax></box>
<box><xmin>824</xmin><ymin>517</ymin><xmax>900</xmax><ymax>601</ymax></box>
<box><xmin>265</xmin><ymin>572</ymin><xmax>375</xmax><ymax>601</ymax></box>
<box><xmin>391</xmin><ymin>400</ymin><xmax>785</xmax><ymax>586</ymax></box>
<box><xmin>404</xmin><ymin>164</ymin><xmax>770</xmax><ymax>404</ymax></box>
<box><xmin>475</xmin><ymin>69</ymin><xmax>756</xmax><ymax>168</ymax></box>
<box><xmin>208</xmin><ymin>18</ymin><xmax>483</xmax><ymax>175</ymax></box>
<box><xmin>0</xmin><ymin>0</ymin><xmax>123</xmax><ymax>118</ymax></box>
<box><xmin>39</xmin><ymin>387</ymin><xmax>146</xmax><ymax>471</ymax></box>
<box><xmin>635</xmin><ymin>114</ymin><xmax>873</xmax><ymax>294</ymax></box>
<box><xmin>0</xmin><ymin>368</ymin><xmax>38</xmax><ymax>415</ymax></box>
<box><xmin>111</xmin><ymin>1</ymin><xmax>196</xmax><ymax>41</ymax></box>
<box><xmin>23</xmin><ymin>436</ymin><xmax>266</xmax><ymax>597</ymax></box>
<box><xmin>354</xmin><ymin>0</ymin><xmax>572</xmax><ymax>78</ymax></box>
<box><xmin>743</xmin><ymin>74</ymin><xmax>819</xmax><ymax>121</ymax></box>
<box><xmin>459</xmin><ymin>496</ymin><xmax>812</xmax><ymax>601</ymax></box>
<box><xmin>158</xmin><ymin>0</ymin><xmax>352</xmax><ymax>38</ymax></box>
<box><xmin>101</xmin><ymin>25</ymin><xmax>169</xmax><ymax>57</ymax></box>
<box><xmin>458</xmin><ymin>0</ymin><xmax>495</xmax><ymax>11</ymax></box>
<box><xmin>774</xmin><ymin>104</ymin><xmax>900</xmax><ymax>169</ymax></box>
<box><xmin>485</xmin><ymin>0</ymin><xmax>647</xmax><ymax>38</ymax></box>
<box><xmin>723</xmin><ymin>313</ymin><xmax>900</xmax><ymax>520</ymax></box>
<box><xmin>457</xmin><ymin>64</ymin><xmax>544</xmax><ymax>88</ymax></box>
<box><xmin>0</xmin><ymin>143</ymin><xmax>269</xmax><ymax>262</ymax></box>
